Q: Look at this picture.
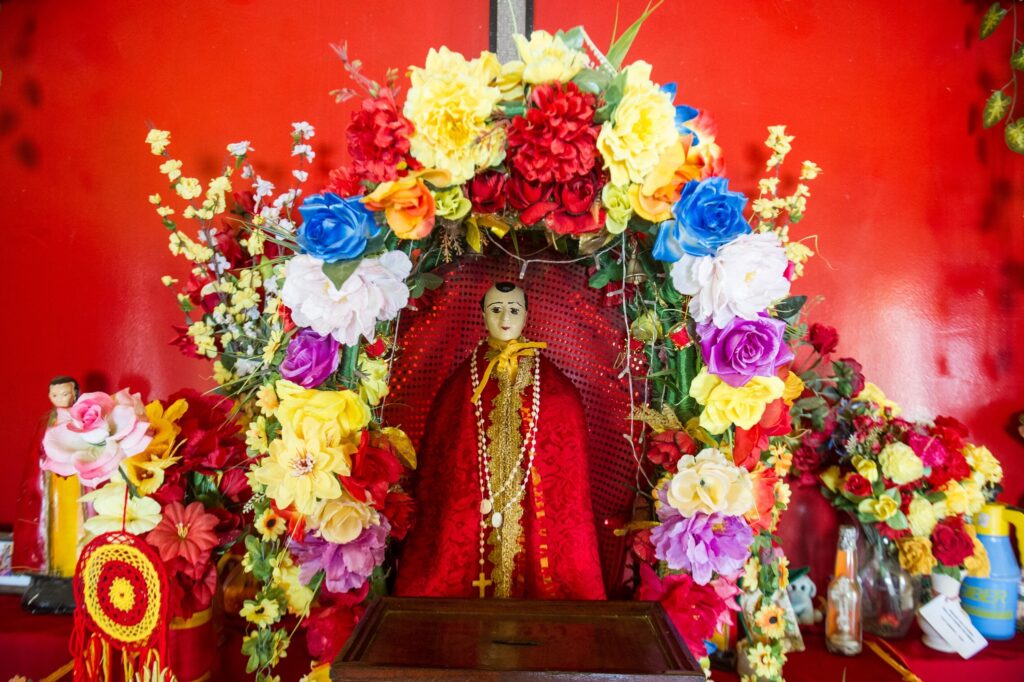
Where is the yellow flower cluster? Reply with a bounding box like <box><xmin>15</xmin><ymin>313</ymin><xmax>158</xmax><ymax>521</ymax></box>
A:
<box><xmin>511</xmin><ymin>30</ymin><xmax>587</xmax><ymax>84</ymax></box>
<box><xmin>964</xmin><ymin>443</ymin><xmax>1003</xmax><ymax>487</ymax></box>
<box><xmin>689</xmin><ymin>369</ymin><xmax>785</xmax><ymax>434</ymax></box>
<box><xmin>122</xmin><ymin>398</ymin><xmax>188</xmax><ymax>496</ymax></box>
<box><xmin>168</xmin><ymin>231</ymin><xmax>213</xmax><ymax>263</ymax></box>
<box><xmin>404</xmin><ymin>47</ymin><xmax>504</xmax><ymax>184</ymax></box>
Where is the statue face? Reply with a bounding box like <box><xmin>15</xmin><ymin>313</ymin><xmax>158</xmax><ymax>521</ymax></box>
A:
<box><xmin>48</xmin><ymin>382</ymin><xmax>76</xmax><ymax>409</ymax></box>
<box><xmin>482</xmin><ymin>285</ymin><xmax>527</xmax><ymax>342</ymax></box>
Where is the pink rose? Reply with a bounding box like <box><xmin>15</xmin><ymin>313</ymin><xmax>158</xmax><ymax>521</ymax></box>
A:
<box><xmin>42</xmin><ymin>388</ymin><xmax>151</xmax><ymax>486</ymax></box>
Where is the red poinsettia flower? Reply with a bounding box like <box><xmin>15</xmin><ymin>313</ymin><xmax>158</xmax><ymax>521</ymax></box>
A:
<box><xmin>147</xmin><ymin>501</ymin><xmax>220</xmax><ymax>566</ymax></box>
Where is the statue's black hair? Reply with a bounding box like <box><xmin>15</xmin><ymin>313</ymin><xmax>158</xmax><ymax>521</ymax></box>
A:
<box><xmin>49</xmin><ymin>375</ymin><xmax>80</xmax><ymax>399</ymax></box>
<box><xmin>480</xmin><ymin>281</ymin><xmax>527</xmax><ymax>310</ymax></box>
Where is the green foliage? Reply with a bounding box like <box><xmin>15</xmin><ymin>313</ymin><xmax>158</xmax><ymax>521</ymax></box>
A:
<box><xmin>774</xmin><ymin>295</ymin><xmax>807</xmax><ymax>324</ymax></box>
<box><xmin>1013</xmin><ymin>45</ymin><xmax>1024</xmax><ymax>71</ymax></box>
<box><xmin>984</xmin><ymin>90</ymin><xmax>1012</xmax><ymax>128</ymax></box>
<box><xmin>573</xmin><ymin>68</ymin><xmax>613</xmax><ymax>95</ymax></box>
<box><xmin>1005</xmin><ymin>117</ymin><xmax>1024</xmax><ymax>153</ymax></box>
<box><xmin>595</xmin><ymin>70</ymin><xmax>628</xmax><ymax>123</ymax></box>
<box><xmin>321</xmin><ymin>258</ymin><xmax>361</xmax><ymax>289</ymax></box>
<box><xmin>980</xmin><ymin>3</ymin><xmax>1007</xmax><ymax>40</ymax></box>
<box><xmin>606</xmin><ymin>0</ymin><xmax>664</xmax><ymax>69</ymax></box>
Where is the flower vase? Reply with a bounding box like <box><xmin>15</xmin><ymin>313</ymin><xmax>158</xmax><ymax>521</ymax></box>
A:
<box><xmin>917</xmin><ymin>572</ymin><xmax>961</xmax><ymax>653</ymax></box>
<box><xmin>859</xmin><ymin>525</ymin><xmax>916</xmax><ymax>638</ymax></box>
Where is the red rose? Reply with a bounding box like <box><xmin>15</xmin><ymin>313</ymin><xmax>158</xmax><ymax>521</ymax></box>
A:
<box><xmin>465</xmin><ymin>170</ymin><xmax>508</xmax><ymax>214</ymax></box>
<box><xmin>931</xmin><ymin>416</ymin><xmax>969</xmax><ymax>451</ymax></box>
<box><xmin>843</xmin><ymin>473</ymin><xmax>872</xmax><ymax>498</ymax></box>
<box><xmin>836</xmin><ymin>357</ymin><xmax>866</xmax><ymax>397</ymax></box>
<box><xmin>507</xmin><ymin>82</ymin><xmax>599</xmax><ymax>183</ymax></box>
<box><xmin>932</xmin><ymin>517</ymin><xmax>976</xmax><ymax>567</ymax></box>
<box><xmin>808</xmin><ymin>323</ymin><xmax>839</xmax><ymax>355</ymax></box>
<box><xmin>927</xmin><ymin>450</ymin><xmax>971</xmax><ymax>487</ymax></box>
<box><xmin>341</xmin><ymin>431</ymin><xmax>405</xmax><ymax>509</ymax></box>
<box><xmin>546</xmin><ymin>170</ymin><xmax>607</xmax><ymax>235</ymax></box>
<box><xmin>507</xmin><ymin>171</ymin><xmax>554</xmax><ymax>217</ymax></box>
<box><xmin>646</xmin><ymin>430</ymin><xmax>697</xmax><ymax>473</ymax></box>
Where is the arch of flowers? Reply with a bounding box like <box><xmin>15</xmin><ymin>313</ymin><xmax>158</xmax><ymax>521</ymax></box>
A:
<box><xmin>146</xmin><ymin>19</ymin><xmax>818</xmax><ymax>682</ymax></box>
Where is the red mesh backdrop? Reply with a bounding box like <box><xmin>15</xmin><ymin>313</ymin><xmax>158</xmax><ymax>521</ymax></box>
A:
<box><xmin>384</xmin><ymin>253</ymin><xmax>643</xmax><ymax>596</ymax></box>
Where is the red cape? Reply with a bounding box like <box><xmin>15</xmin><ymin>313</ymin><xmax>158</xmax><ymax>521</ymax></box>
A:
<box><xmin>395</xmin><ymin>345</ymin><xmax>606</xmax><ymax>599</ymax></box>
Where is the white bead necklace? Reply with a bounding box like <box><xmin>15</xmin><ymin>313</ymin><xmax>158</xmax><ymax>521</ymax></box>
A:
<box><xmin>470</xmin><ymin>339</ymin><xmax>542</xmax><ymax>578</ymax></box>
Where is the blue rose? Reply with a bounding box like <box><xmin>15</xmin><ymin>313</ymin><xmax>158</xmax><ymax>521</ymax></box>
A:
<box><xmin>652</xmin><ymin>177</ymin><xmax>749</xmax><ymax>262</ymax></box>
<box><xmin>296</xmin><ymin>192</ymin><xmax>379</xmax><ymax>263</ymax></box>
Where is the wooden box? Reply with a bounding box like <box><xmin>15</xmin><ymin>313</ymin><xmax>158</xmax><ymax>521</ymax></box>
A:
<box><xmin>332</xmin><ymin>597</ymin><xmax>705</xmax><ymax>681</ymax></box>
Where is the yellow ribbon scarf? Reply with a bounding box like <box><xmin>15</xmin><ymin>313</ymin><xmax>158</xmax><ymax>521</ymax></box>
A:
<box><xmin>469</xmin><ymin>338</ymin><xmax>548</xmax><ymax>405</ymax></box>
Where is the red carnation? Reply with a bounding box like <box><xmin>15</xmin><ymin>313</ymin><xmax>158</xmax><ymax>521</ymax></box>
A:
<box><xmin>932</xmin><ymin>517</ymin><xmax>976</xmax><ymax>567</ymax></box>
<box><xmin>931</xmin><ymin>416</ymin><xmax>969</xmax><ymax>451</ymax></box>
<box><xmin>465</xmin><ymin>170</ymin><xmax>508</xmax><ymax>214</ymax></box>
<box><xmin>843</xmin><ymin>473</ymin><xmax>872</xmax><ymax>498</ymax></box>
<box><xmin>927</xmin><ymin>449</ymin><xmax>971</xmax><ymax>488</ymax></box>
<box><xmin>507</xmin><ymin>82</ymin><xmax>599</xmax><ymax>184</ymax></box>
<box><xmin>646</xmin><ymin>430</ymin><xmax>697</xmax><ymax>473</ymax></box>
<box><xmin>808</xmin><ymin>323</ymin><xmax>839</xmax><ymax>355</ymax></box>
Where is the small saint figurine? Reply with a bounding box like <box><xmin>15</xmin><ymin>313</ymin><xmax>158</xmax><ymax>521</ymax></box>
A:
<box><xmin>395</xmin><ymin>282</ymin><xmax>606</xmax><ymax>599</ymax></box>
<box><xmin>12</xmin><ymin>376</ymin><xmax>84</xmax><ymax>576</ymax></box>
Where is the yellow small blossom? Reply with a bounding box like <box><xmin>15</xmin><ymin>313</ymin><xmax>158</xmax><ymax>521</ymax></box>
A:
<box><xmin>821</xmin><ymin>465</ymin><xmax>841</xmax><ymax>492</ymax></box>
<box><xmin>240</xmin><ymin>598</ymin><xmax>281</xmax><ymax>627</ymax></box>
<box><xmin>778</xmin><ymin>555</ymin><xmax>790</xmax><ymax>588</ymax></box>
<box><xmin>757</xmin><ymin>177</ymin><xmax>780</xmax><ymax>195</ymax></box>
<box><xmin>774</xmin><ymin>480</ymin><xmax>792</xmax><ymax>508</ymax></box>
<box><xmin>742</xmin><ymin>557</ymin><xmax>760</xmax><ymax>592</ymax></box>
<box><xmin>246</xmin><ymin>416</ymin><xmax>270</xmax><ymax>454</ymax></box>
<box><xmin>300</xmin><ymin>663</ymin><xmax>331</xmax><ymax>682</ymax></box>
<box><xmin>784</xmin><ymin>241</ymin><xmax>813</xmax><ymax>279</ymax></box>
<box><xmin>754</xmin><ymin>604</ymin><xmax>787</xmax><ymax>638</ymax></box>
<box><xmin>272</xmin><ymin>553</ymin><xmax>313</xmax><ymax>616</ymax></box>
<box><xmin>243</xmin><ymin>230</ymin><xmax>266</xmax><ymax>257</ymax></box>
<box><xmin>262</xmin><ymin>328</ymin><xmax>283</xmax><ymax>366</ymax></box>
<box><xmin>769</xmin><ymin>443</ymin><xmax>793</xmax><ymax>477</ymax></box>
<box><xmin>146</xmin><ymin>129</ymin><xmax>171</xmax><ymax>155</ymax></box>
<box><xmin>800</xmin><ymin>160</ymin><xmax>822</xmax><ymax>180</ymax></box>
<box><xmin>212</xmin><ymin>360</ymin><xmax>234</xmax><ymax>385</ymax></box>
<box><xmin>160</xmin><ymin>275</ymin><xmax>178</xmax><ymax>286</ymax></box>
<box><xmin>175</xmin><ymin>177</ymin><xmax>202</xmax><ymax>200</ymax></box>
<box><xmin>256</xmin><ymin>383</ymin><xmax>279</xmax><ymax>417</ymax></box>
<box><xmin>747</xmin><ymin>641</ymin><xmax>781</xmax><ymax>679</ymax></box>
<box><xmin>156</xmin><ymin>206</ymin><xmax>175</xmax><ymax>218</ymax></box>
<box><xmin>148</xmin><ymin>193</ymin><xmax>162</xmax><ymax>205</ymax></box>
<box><xmin>159</xmin><ymin>158</ymin><xmax>182</xmax><ymax>181</ymax></box>
<box><xmin>187</xmin><ymin>320</ymin><xmax>217</xmax><ymax>358</ymax></box>
<box><xmin>255</xmin><ymin>507</ymin><xmax>287</xmax><ymax>541</ymax></box>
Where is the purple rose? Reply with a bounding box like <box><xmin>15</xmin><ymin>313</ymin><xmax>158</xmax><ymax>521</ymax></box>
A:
<box><xmin>291</xmin><ymin>520</ymin><xmax>390</xmax><ymax>595</ymax></box>
<box><xmin>697</xmin><ymin>313</ymin><xmax>794</xmax><ymax>388</ymax></box>
<box><xmin>280</xmin><ymin>329</ymin><xmax>341</xmax><ymax>388</ymax></box>
<box><xmin>652</xmin><ymin>506</ymin><xmax>753</xmax><ymax>585</ymax></box>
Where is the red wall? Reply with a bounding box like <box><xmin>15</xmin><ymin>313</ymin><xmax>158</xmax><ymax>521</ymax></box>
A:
<box><xmin>2</xmin><ymin>0</ymin><xmax>1022</xmax><ymax>526</ymax></box>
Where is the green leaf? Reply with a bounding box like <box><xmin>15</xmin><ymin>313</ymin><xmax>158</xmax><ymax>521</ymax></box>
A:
<box><xmin>1013</xmin><ymin>46</ymin><xmax>1024</xmax><ymax>71</ymax></box>
<box><xmin>888</xmin><ymin>511</ymin><xmax>909</xmax><ymax>531</ymax></box>
<box><xmin>980</xmin><ymin>3</ymin><xmax>1007</xmax><ymax>40</ymax></box>
<box><xmin>595</xmin><ymin>71</ymin><xmax>628</xmax><ymax>123</ymax></box>
<box><xmin>322</xmin><ymin>258</ymin><xmax>361</xmax><ymax>290</ymax></box>
<box><xmin>588</xmin><ymin>262</ymin><xmax>624</xmax><ymax>288</ymax></box>
<box><xmin>1005</xmin><ymin>118</ymin><xmax>1024</xmax><ymax>153</ymax></box>
<box><xmin>606</xmin><ymin>0</ymin><xmax>664</xmax><ymax>69</ymax></box>
<box><xmin>774</xmin><ymin>295</ymin><xmax>807</xmax><ymax>323</ymax></box>
<box><xmin>363</xmin><ymin>228</ymin><xmax>388</xmax><ymax>255</ymax></box>
<box><xmin>556</xmin><ymin>26</ymin><xmax>585</xmax><ymax>51</ymax></box>
<box><xmin>984</xmin><ymin>90</ymin><xmax>1012</xmax><ymax>128</ymax></box>
<box><xmin>572</xmin><ymin>68</ymin><xmax>613</xmax><ymax>95</ymax></box>
<box><xmin>419</xmin><ymin>272</ymin><xmax>444</xmax><ymax>290</ymax></box>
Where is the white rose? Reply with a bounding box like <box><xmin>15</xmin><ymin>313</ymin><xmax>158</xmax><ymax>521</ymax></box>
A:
<box><xmin>671</xmin><ymin>232</ymin><xmax>790</xmax><ymax>328</ymax></box>
<box><xmin>281</xmin><ymin>251</ymin><xmax>411</xmax><ymax>346</ymax></box>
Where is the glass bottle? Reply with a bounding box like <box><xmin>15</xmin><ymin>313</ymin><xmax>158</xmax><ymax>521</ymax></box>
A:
<box><xmin>826</xmin><ymin>525</ymin><xmax>862</xmax><ymax>655</ymax></box>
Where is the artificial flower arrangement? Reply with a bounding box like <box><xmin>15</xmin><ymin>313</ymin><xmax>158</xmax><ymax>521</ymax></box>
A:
<box><xmin>41</xmin><ymin>387</ymin><xmax>249</xmax><ymax>621</ymax></box>
<box><xmin>782</xmin><ymin>323</ymin><xmax>1002</xmax><ymax>635</ymax></box>
<box><xmin>146</xmin><ymin>10</ymin><xmax>821</xmax><ymax>680</ymax></box>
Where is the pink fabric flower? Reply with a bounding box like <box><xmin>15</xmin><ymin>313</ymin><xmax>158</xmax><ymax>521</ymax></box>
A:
<box><xmin>42</xmin><ymin>388</ymin><xmax>152</xmax><ymax>485</ymax></box>
<box><xmin>146</xmin><ymin>501</ymin><xmax>220</xmax><ymax>566</ymax></box>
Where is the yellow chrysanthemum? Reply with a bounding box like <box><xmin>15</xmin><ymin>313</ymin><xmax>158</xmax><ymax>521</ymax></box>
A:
<box><xmin>878</xmin><ymin>442</ymin><xmax>924</xmax><ymax>485</ymax></box>
<box><xmin>404</xmin><ymin>47</ymin><xmax>504</xmax><ymax>184</ymax></box>
<box><xmin>596</xmin><ymin>61</ymin><xmax>678</xmax><ymax>186</ymax></box>
<box><xmin>240</xmin><ymin>598</ymin><xmax>282</xmax><ymax>627</ymax></box>
<box><xmin>252</xmin><ymin>432</ymin><xmax>353</xmax><ymax>515</ymax></box>
<box><xmin>689</xmin><ymin>369</ymin><xmax>785</xmax><ymax>435</ymax></box>
<box><xmin>755</xmin><ymin>604</ymin><xmax>787</xmax><ymax>639</ymax></box>
<box><xmin>856</xmin><ymin>381</ymin><xmax>902</xmax><ymax>416</ymax></box>
<box><xmin>512</xmin><ymin>30</ymin><xmax>587</xmax><ymax>84</ymax></box>
<box><xmin>963</xmin><ymin>443</ymin><xmax>1003</xmax><ymax>487</ymax></box>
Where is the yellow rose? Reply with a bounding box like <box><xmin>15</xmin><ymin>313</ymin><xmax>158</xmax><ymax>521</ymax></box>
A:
<box><xmin>858</xmin><ymin>494</ymin><xmax>899</xmax><ymax>521</ymax></box>
<box><xmin>666</xmin><ymin>447</ymin><xmax>754</xmax><ymax>516</ymax></box>
<box><xmin>856</xmin><ymin>381</ymin><xmax>901</xmax><ymax>416</ymax></box>
<box><xmin>312</xmin><ymin>491</ymin><xmax>379</xmax><ymax>544</ymax></box>
<box><xmin>907</xmin><ymin>495</ymin><xmax>938</xmax><ymax>537</ymax></box>
<box><xmin>897</xmin><ymin>536</ymin><xmax>937</xmax><ymax>576</ymax></box>
<box><xmin>275</xmin><ymin>384</ymin><xmax>371</xmax><ymax>445</ymax></box>
<box><xmin>963</xmin><ymin>443</ymin><xmax>1003</xmax><ymax>487</ymax></box>
<box><xmin>597</xmin><ymin>61</ymin><xmax>679</xmax><ymax>185</ymax></box>
<box><xmin>628</xmin><ymin>139</ymin><xmax>704</xmax><ymax>222</ymax></box>
<box><xmin>512</xmin><ymin>30</ymin><xmax>587</xmax><ymax>84</ymax></box>
<box><xmin>689</xmin><ymin>369</ymin><xmax>785</xmax><ymax>434</ymax></box>
<box><xmin>878</xmin><ymin>442</ymin><xmax>924</xmax><ymax>485</ymax></box>
<box><xmin>358</xmin><ymin>354</ymin><xmax>390</xmax><ymax>407</ymax></box>
<box><xmin>852</xmin><ymin>455</ymin><xmax>878</xmax><ymax>483</ymax></box>
<box><xmin>404</xmin><ymin>47</ymin><xmax>504</xmax><ymax>184</ymax></box>
<box><xmin>782</xmin><ymin>370</ymin><xmax>805</xmax><ymax>405</ymax></box>
<box><xmin>820</xmin><ymin>465</ymin><xmax>841</xmax><ymax>492</ymax></box>
<box><xmin>601</xmin><ymin>183</ymin><xmax>634</xmax><ymax>234</ymax></box>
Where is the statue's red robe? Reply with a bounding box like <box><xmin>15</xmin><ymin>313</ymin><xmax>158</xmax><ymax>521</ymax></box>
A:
<box><xmin>395</xmin><ymin>344</ymin><xmax>606</xmax><ymax>599</ymax></box>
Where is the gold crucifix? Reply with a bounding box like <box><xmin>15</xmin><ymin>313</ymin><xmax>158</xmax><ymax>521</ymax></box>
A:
<box><xmin>472</xmin><ymin>571</ymin><xmax>492</xmax><ymax>598</ymax></box>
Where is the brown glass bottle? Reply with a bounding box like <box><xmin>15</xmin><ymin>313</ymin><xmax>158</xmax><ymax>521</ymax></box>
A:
<box><xmin>825</xmin><ymin>525</ymin><xmax>863</xmax><ymax>655</ymax></box>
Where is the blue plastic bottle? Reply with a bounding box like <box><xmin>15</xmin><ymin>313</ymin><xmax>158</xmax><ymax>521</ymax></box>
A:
<box><xmin>961</xmin><ymin>503</ymin><xmax>1024</xmax><ymax>640</ymax></box>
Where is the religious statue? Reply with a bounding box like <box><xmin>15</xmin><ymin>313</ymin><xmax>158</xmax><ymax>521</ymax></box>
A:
<box><xmin>395</xmin><ymin>282</ymin><xmax>606</xmax><ymax>599</ymax></box>
<box><xmin>12</xmin><ymin>376</ymin><xmax>84</xmax><ymax>577</ymax></box>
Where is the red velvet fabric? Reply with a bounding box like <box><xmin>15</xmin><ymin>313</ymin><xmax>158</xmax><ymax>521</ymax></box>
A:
<box><xmin>395</xmin><ymin>344</ymin><xmax>606</xmax><ymax>599</ymax></box>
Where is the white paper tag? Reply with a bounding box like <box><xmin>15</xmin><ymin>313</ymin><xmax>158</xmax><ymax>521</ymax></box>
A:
<box><xmin>918</xmin><ymin>596</ymin><xmax>988</xmax><ymax>659</ymax></box>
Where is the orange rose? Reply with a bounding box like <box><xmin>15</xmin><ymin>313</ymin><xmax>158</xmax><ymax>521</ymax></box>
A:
<box><xmin>363</xmin><ymin>168</ymin><xmax>451</xmax><ymax>239</ymax></box>
<box><xmin>629</xmin><ymin>137</ymin><xmax>707</xmax><ymax>222</ymax></box>
<box><xmin>745</xmin><ymin>462</ymin><xmax>781</xmax><ymax>533</ymax></box>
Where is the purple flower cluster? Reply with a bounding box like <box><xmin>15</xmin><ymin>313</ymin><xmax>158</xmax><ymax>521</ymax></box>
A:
<box><xmin>652</xmin><ymin>504</ymin><xmax>753</xmax><ymax>585</ymax></box>
<box><xmin>291</xmin><ymin>519</ymin><xmax>390</xmax><ymax>594</ymax></box>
